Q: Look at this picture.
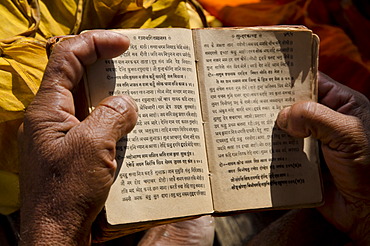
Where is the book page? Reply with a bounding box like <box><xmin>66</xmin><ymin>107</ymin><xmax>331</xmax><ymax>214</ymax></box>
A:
<box><xmin>86</xmin><ymin>28</ymin><xmax>213</xmax><ymax>225</ymax></box>
<box><xmin>193</xmin><ymin>27</ymin><xmax>322</xmax><ymax>212</ymax></box>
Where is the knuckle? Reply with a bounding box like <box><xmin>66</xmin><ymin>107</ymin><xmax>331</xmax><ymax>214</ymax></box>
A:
<box><xmin>75</xmin><ymin>130</ymin><xmax>117</xmax><ymax>170</ymax></box>
<box><xmin>290</xmin><ymin>101</ymin><xmax>318</xmax><ymax>125</ymax></box>
<box><xmin>99</xmin><ymin>96</ymin><xmax>138</xmax><ymax>130</ymax></box>
<box><xmin>299</xmin><ymin>101</ymin><xmax>318</xmax><ymax>120</ymax></box>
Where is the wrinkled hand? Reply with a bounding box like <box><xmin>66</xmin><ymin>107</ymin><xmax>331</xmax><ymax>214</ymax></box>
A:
<box><xmin>18</xmin><ymin>31</ymin><xmax>137</xmax><ymax>245</ymax></box>
<box><xmin>276</xmin><ymin>73</ymin><xmax>370</xmax><ymax>244</ymax></box>
<box><xmin>139</xmin><ymin>216</ymin><xmax>215</xmax><ymax>246</ymax></box>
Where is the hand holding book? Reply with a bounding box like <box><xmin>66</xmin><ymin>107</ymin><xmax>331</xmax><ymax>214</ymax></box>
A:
<box><xmin>277</xmin><ymin>73</ymin><xmax>370</xmax><ymax>244</ymax></box>
<box><xmin>19</xmin><ymin>30</ymin><xmax>370</xmax><ymax>245</ymax></box>
<box><xmin>19</xmin><ymin>31</ymin><xmax>137</xmax><ymax>245</ymax></box>
<box><xmin>85</xmin><ymin>27</ymin><xmax>322</xmax><ymax>236</ymax></box>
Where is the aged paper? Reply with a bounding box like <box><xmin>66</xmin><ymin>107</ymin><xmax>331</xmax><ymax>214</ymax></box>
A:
<box><xmin>193</xmin><ymin>27</ymin><xmax>322</xmax><ymax>212</ymax></box>
<box><xmin>86</xmin><ymin>28</ymin><xmax>213</xmax><ymax>224</ymax></box>
<box><xmin>85</xmin><ymin>27</ymin><xmax>322</xmax><ymax>227</ymax></box>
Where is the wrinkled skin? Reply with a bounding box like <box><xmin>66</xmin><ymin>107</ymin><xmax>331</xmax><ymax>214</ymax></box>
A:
<box><xmin>276</xmin><ymin>73</ymin><xmax>370</xmax><ymax>244</ymax></box>
<box><xmin>18</xmin><ymin>29</ymin><xmax>370</xmax><ymax>245</ymax></box>
<box><xmin>139</xmin><ymin>216</ymin><xmax>215</xmax><ymax>246</ymax></box>
<box><xmin>19</xmin><ymin>31</ymin><xmax>136</xmax><ymax>245</ymax></box>
<box><xmin>18</xmin><ymin>30</ymin><xmax>214</xmax><ymax>246</ymax></box>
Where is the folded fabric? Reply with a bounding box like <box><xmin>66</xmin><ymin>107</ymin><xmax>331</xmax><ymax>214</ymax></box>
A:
<box><xmin>0</xmin><ymin>0</ymin><xmax>202</xmax><ymax>215</ymax></box>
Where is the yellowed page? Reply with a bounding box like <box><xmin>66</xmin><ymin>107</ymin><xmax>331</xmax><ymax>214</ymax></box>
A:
<box><xmin>193</xmin><ymin>27</ymin><xmax>322</xmax><ymax>212</ymax></box>
<box><xmin>86</xmin><ymin>28</ymin><xmax>213</xmax><ymax>225</ymax></box>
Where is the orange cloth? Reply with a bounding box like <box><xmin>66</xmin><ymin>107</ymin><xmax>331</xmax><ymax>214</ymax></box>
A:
<box><xmin>198</xmin><ymin>0</ymin><xmax>370</xmax><ymax>98</ymax></box>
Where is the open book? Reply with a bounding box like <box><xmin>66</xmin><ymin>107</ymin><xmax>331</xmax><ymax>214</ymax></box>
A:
<box><xmin>85</xmin><ymin>26</ymin><xmax>322</xmax><ymax>241</ymax></box>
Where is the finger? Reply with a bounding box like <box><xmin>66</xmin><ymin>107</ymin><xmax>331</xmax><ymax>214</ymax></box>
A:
<box><xmin>276</xmin><ymin>102</ymin><xmax>367</xmax><ymax>153</ymax></box>
<box><xmin>138</xmin><ymin>216</ymin><xmax>215</xmax><ymax>246</ymax></box>
<box><xmin>68</xmin><ymin>95</ymin><xmax>138</xmax><ymax>161</ymax></box>
<box><xmin>45</xmin><ymin>30</ymin><xmax>130</xmax><ymax>91</ymax></box>
<box><xmin>26</xmin><ymin>31</ymin><xmax>130</xmax><ymax>133</ymax></box>
<box><xmin>86</xmin><ymin>95</ymin><xmax>138</xmax><ymax>141</ymax></box>
<box><xmin>318</xmin><ymin>72</ymin><xmax>370</xmax><ymax>118</ymax></box>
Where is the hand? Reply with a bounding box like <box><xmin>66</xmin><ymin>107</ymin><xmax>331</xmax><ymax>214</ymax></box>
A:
<box><xmin>276</xmin><ymin>73</ymin><xmax>370</xmax><ymax>244</ymax></box>
<box><xmin>139</xmin><ymin>216</ymin><xmax>215</xmax><ymax>246</ymax></box>
<box><xmin>18</xmin><ymin>31</ymin><xmax>137</xmax><ymax>245</ymax></box>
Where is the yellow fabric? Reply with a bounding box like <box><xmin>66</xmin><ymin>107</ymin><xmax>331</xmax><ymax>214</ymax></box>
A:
<box><xmin>0</xmin><ymin>171</ymin><xmax>20</xmax><ymax>215</ymax></box>
<box><xmin>0</xmin><ymin>0</ymin><xmax>201</xmax><ymax>215</ymax></box>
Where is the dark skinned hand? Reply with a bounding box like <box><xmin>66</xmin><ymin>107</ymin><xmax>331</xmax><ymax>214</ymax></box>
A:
<box><xmin>18</xmin><ymin>30</ymin><xmax>137</xmax><ymax>245</ymax></box>
<box><xmin>277</xmin><ymin>73</ymin><xmax>370</xmax><ymax>244</ymax></box>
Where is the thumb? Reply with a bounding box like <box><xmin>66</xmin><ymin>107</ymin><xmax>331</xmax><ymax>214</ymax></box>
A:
<box><xmin>86</xmin><ymin>95</ymin><xmax>138</xmax><ymax>140</ymax></box>
<box><xmin>276</xmin><ymin>101</ymin><xmax>370</xmax><ymax>200</ymax></box>
<box><xmin>276</xmin><ymin>101</ymin><xmax>366</xmax><ymax>153</ymax></box>
<box><xmin>71</xmin><ymin>95</ymin><xmax>138</xmax><ymax>160</ymax></box>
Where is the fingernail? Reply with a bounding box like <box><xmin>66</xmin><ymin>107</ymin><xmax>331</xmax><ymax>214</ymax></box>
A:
<box><xmin>277</xmin><ymin>106</ymin><xmax>290</xmax><ymax>129</ymax></box>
